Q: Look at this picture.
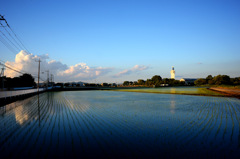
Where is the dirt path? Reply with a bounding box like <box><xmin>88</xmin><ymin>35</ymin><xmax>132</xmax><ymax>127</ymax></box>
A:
<box><xmin>208</xmin><ymin>87</ymin><xmax>240</xmax><ymax>99</ymax></box>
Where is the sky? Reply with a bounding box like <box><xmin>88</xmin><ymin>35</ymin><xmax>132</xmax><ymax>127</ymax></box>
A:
<box><xmin>0</xmin><ymin>0</ymin><xmax>240</xmax><ymax>83</ymax></box>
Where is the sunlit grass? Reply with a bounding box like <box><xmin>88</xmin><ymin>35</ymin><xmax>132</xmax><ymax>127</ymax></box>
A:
<box><xmin>113</xmin><ymin>87</ymin><xmax>223</xmax><ymax>96</ymax></box>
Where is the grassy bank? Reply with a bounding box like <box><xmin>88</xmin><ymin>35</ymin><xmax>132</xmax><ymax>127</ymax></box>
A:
<box><xmin>111</xmin><ymin>87</ymin><xmax>224</xmax><ymax>97</ymax></box>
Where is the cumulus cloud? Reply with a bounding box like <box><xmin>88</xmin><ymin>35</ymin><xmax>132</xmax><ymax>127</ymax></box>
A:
<box><xmin>113</xmin><ymin>65</ymin><xmax>149</xmax><ymax>77</ymax></box>
<box><xmin>4</xmin><ymin>50</ymin><xmax>112</xmax><ymax>82</ymax></box>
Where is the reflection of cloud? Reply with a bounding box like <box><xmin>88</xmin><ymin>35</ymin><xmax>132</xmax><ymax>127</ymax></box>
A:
<box><xmin>14</xmin><ymin>106</ymin><xmax>29</xmax><ymax>125</ymax></box>
<box><xmin>64</xmin><ymin>96</ymin><xmax>90</xmax><ymax>113</ymax></box>
<box><xmin>170</xmin><ymin>100</ymin><xmax>176</xmax><ymax>114</ymax></box>
<box><xmin>113</xmin><ymin>65</ymin><xmax>149</xmax><ymax>77</ymax></box>
<box><xmin>5</xmin><ymin>50</ymin><xmax>112</xmax><ymax>82</ymax></box>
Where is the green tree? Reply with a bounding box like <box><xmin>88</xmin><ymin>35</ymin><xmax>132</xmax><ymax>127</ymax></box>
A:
<box><xmin>137</xmin><ymin>79</ymin><xmax>145</xmax><ymax>85</ymax></box>
<box><xmin>212</xmin><ymin>75</ymin><xmax>230</xmax><ymax>85</ymax></box>
<box><xmin>194</xmin><ymin>78</ymin><xmax>207</xmax><ymax>85</ymax></box>
<box><xmin>206</xmin><ymin>75</ymin><xmax>213</xmax><ymax>83</ymax></box>
<box><xmin>145</xmin><ymin>79</ymin><xmax>153</xmax><ymax>86</ymax></box>
<box><xmin>123</xmin><ymin>81</ymin><xmax>129</xmax><ymax>86</ymax></box>
<box><xmin>162</xmin><ymin>78</ymin><xmax>169</xmax><ymax>84</ymax></box>
<box><xmin>151</xmin><ymin>75</ymin><xmax>162</xmax><ymax>85</ymax></box>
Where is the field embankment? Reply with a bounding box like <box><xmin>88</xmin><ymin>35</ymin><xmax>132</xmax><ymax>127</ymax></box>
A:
<box><xmin>112</xmin><ymin>87</ymin><xmax>227</xmax><ymax>97</ymax></box>
<box><xmin>208</xmin><ymin>87</ymin><xmax>240</xmax><ymax>99</ymax></box>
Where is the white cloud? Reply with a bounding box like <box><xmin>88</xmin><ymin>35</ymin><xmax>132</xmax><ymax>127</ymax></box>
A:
<box><xmin>4</xmin><ymin>50</ymin><xmax>112</xmax><ymax>82</ymax></box>
<box><xmin>113</xmin><ymin>65</ymin><xmax>149</xmax><ymax>77</ymax></box>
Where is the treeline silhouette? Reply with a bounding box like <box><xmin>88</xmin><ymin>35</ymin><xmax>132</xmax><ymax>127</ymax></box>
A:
<box><xmin>0</xmin><ymin>74</ymin><xmax>36</xmax><ymax>89</ymax></box>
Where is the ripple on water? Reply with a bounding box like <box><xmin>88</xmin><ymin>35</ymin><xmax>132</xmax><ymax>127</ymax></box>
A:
<box><xmin>0</xmin><ymin>91</ymin><xmax>240</xmax><ymax>158</ymax></box>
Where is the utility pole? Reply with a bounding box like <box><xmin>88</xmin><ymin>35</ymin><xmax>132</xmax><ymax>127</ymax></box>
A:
<box><xmin>0</xmin><ymin>66</ymin><xmax>4</xmax><ymax>90</ymax></box>
<box><xmin>35</xmin><ymin>58</ymin><xmax>41</xmax><ymax>93</ymax></box>
<box><xmin>46</xmin><ymin>70</ymin><xmax>49</xmax><ymax>89</ymax></box>
<box><xmin>50</xmin><ymin>74</ymin><xmax>54</xmax><ymax>87</ymax></box>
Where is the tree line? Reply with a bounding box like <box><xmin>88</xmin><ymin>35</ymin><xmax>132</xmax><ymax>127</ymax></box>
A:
<box><xmin>194</xmin><ymin>75</ymin><xmax>240</xmax><ymax>86</ymax></box>
<box><xmin>124</xmin><ymin>74</ymin><xmax>240</xmax><ymax>87</ymax></box>
<box><xmin>123</xmin><ymin>75</ymin><xmax>185</xmax><ymax>87</ymax></box>
<box><xmin>0</xmin><ymin>74</ymin><xmax>36</xmax><ymax>89</ymax></box>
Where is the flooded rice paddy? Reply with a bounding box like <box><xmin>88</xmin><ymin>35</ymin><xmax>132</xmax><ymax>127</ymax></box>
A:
<box><xmin>0</xmin><ymin>91</ymin><xmax>240</xmax><ymax>158</ymax></box>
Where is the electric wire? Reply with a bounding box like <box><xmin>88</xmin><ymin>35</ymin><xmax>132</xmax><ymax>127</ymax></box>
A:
<box><xmin>0</xmin><ymin>59</ymin><xmax>34</xmax><ymax>76</ymax></box>
<box><xmin>0</xmin><ymin>21</ymin><xmax>23</xmax><ymax>51</ymax></box>
<box><xmin>1</xmin><ymin>16</ymin><xmax>31</xmax><ymax>53</ymax></box>
<box><xmin>0</xmin><ymin>34</ymin><xmax>18</xmax><ymax>54</ymax></box>
<box><xmin>0</xmin><ymin>30</ymin><xmax>21</xmax><ymax>51</ymax></box>
<box><xmin>0</xmin><ymin>61</ymin><xmax>46</xmax><ymax>82</ymax></box>
<box><xmin>0</xmin><ymin>15</ymin><xmax>48</xmax><ymax>83</ymax></box>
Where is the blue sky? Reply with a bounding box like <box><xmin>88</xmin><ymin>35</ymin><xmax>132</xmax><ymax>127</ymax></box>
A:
<box><xmin>0</xmin><ymin>0</ymin><xmax>240</xmax><ymax>83</ymax></box>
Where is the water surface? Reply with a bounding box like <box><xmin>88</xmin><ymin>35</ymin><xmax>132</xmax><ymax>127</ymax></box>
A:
<box><xmin>0</xmin><ymin>91</ymin><xmax>240</xmax><ymax>158</ymax></box>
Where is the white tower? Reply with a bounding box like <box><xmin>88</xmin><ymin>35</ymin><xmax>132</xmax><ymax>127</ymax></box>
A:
<box><xmin>170</xmin><ymin>66</ymin><xmax>175</xmax><ymax>79</ymax></box>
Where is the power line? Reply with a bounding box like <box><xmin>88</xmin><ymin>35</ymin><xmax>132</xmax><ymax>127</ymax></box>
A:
<box><xmin>0</xmin><ymin>62</ymin><xmax>25</xmax><ymax>75</ymax></box>
<box><xmin>0</xmin><ymin>59</ymin><xmax>35</xmax><ymax>76</ymax></box>
<box><xmin>0</xmin><ymin>34</ymin><xmax>18</xmax><ymax>54</ymax></box>
<box><xmin>0</xmin><ymin>60</ymin><xmax>47</xmax><ymax>82</ymax></box>
<box><xmin>0</xmin><ymin>15</ymin><xmax>49</xmax><ymax>84</ymax></box>
<box><xmin>0</xmin><ymin>30</ymin><xmax>21</xmax><ymax>51</ymax></box>
<box><xmin>0</xmin><ymin>14</ymin><xmax>30</xmax><ymax>53</ymax></box>
<box><xmin>0</xmin><ymin>21</ymin><xmax>23</xmax><ymax>51</ymax></box>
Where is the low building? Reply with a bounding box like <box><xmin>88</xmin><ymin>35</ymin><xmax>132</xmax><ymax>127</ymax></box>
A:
<box><xmin>180</xmin><ymin>78</ymin><xmax>198</xmax><ymax>85</ymax></box>
<box><xmin>160</xmin><ymin>84</ymin><xmax>169</xmax><ymax>87</ymax></box>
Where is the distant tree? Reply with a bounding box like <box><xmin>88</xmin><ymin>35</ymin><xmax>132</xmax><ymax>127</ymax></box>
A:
<box><xmin>194</xmin><ymin>78</ymin><xmax>207</xmax><ymax>85</ymax></box>
<box><xmin>151</xmin><ymin>75</ymin><xmax>162</xmax><ymax>85</ymax></box>
<box><xmin>101</xmin><ymin>83</ymin><xmax>109</xmax><ymax>87</ymax></box>
<box><xmin>212</xmin><ymin>75</ymin><xmax>230</xmax><ymax>85</ymax></box>
<box><xmin>56</xmin><ymin>83</ymin><xmax>64</xmax><ymax>88</ymax></box>
<box><xmin>168</xmin><ymin>79</ymin><xmax>175</xmax><ymax>85</ymax></box>
<box><xmin>129</xmin><ymin>81</ymin><xmax>133</xmax><ymax>85</ymax></box>
<box><xmin>206</xmin><ymin>75</ymin><xmax>213</xmax><ymax>80</ymax></box>
<box><xmin>64</xmin><ymin>83</ymin><xmax>70</xmax><ymax>87</ymax></box>
<box><xmin>231</xmin><ymin>77</ymin><xmax>240</xmax><ymax>85</ymax></box>
<box><xmin>162</xmin><ymin>78</ymin><xmax>170</xmax><ymax>84</ymax></box>
<box><xmin>145</xmin><ymin>79</ymin><xmax>153</xmax><ymax>86</ymax></box>
<box><xmin>208</xmin><ymin>79</ymin><xmax>214</xmax><ymax>85</ymax></box>
<box><xmin>123</xmin><ymin>81</ymin><xmax>129</xmax><ymax>86</ymax></box>
<box><xmin>137</xmin><ymin>79</ymin><xmax>145</xmax><ymax>85</ymax></box>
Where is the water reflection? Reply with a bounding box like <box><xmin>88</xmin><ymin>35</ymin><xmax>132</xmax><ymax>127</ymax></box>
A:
<box><xmin>170</xmin><ymin>96</ymin><xmax>176</xmax><ymax>114</ymax></box>
<box><xmin>170</xmin><ymin>88</ymin><xmax>176</xmax><ymax>94</ymax></box>
<box><xmin>14</xmin><ymin>106</ymin><xmax>29</xmax><ymax>125</ymax></box>
<box><xmin>0</xmin><ymin>91</ymin><xmax>240</xmax><ymax>158</ymax></box>
<box><xmin>38</xmin><ymin>94</ymin><xmax>40</xmax><ymax>126</ymax></box>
